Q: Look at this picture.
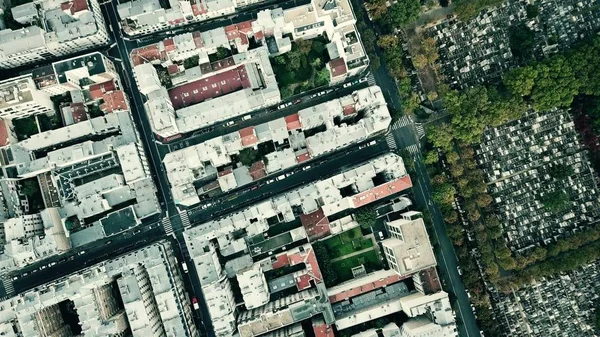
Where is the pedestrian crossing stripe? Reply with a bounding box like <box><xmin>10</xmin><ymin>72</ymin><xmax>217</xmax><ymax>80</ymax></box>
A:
<box><xmin>367</xmin><ymin>73</ymin><xmax>376</xmax><ymax>86</ymax></box>
<box><xmin>180</xmin><ymin>211</ymin><xmax>191</xmax><ymax>228</ymax></box>
<box><xmin>406</xmin><ymin>144</ymin><xmax>419</xmax><ymax>155</ymax></box>
<box><xmin>415</xmin><ymin>123</ymin><xmax>426</xmax><ymax>139</ymax></box>
<box><xmin>385</xmin><ymin>134</ymin><xmax>397</xmax><ymax>149</ymax></box>
<box><xmin>392</xmin><ymin>116</ymin><xmax>411</xmax><ymax>130</ymax></box>
<box><xmin>2</xmin><ymin>276</ymin><xmax>14</xmax><ymax>296</ymax></box>
<box><xmin>162</xmin><ymin>217</ymin><xmax>173</xmax><ymax>234</ymax></box>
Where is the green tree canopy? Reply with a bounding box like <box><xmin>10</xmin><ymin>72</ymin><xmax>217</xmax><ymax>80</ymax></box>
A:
<box><xmin>386</xmin><ymin>0</ymin><xmax>421</xmax><ymax>27</ymax></box>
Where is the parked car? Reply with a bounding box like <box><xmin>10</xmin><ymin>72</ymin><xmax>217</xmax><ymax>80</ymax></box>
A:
<box><xmin>192</xmin><ymin>297</ymin><xmax>200</xmax><ymax>310</ymax></box>
<box><xmin>378</xmin><ymin>231</ymin><xmax>384</xmax><ymax>240</ymax></box>
<box><xmin>457</xmin><ymin>266</ymin><xmax>463</xmax><ymax>276</ymax></box>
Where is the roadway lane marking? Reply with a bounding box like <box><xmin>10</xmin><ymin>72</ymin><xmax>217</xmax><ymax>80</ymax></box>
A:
<box><xmin>417</xmin><ymin>170</ymin><xmax>473</xmax><ymax>337</ymax></box>
<box><xmin>107</xmin><ymin>3</ymin><xmax>171</xmax><ymax>208</ymax></box>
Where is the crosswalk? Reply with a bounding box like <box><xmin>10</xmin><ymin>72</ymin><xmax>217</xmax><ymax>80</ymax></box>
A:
<box><xmin>162</xmin><ymin>217</ymin><xmax>173</xmax><ymax>235</ymax></box>
<box><xmin>405</xmin><ymin>144</ymin><xmax>420</xmax><ymax>155</ymax></box>
<box><xmin>392</xmin><ymin>116</ymin><xmax>411</xmax><ymax>130</ymax></box>
<box><xmin>385</xmin><ymin>133</ymin><xmax>397</xmax><ymax>150</ymax></box>
<box><xmin>2</xmin><ymin>275</ymin><xmax>14</xmax><ymax>297</ymax></box>
<box><xmin>415</xmin><ymin>123</ymin><xmax>425</xmax><ymax>139</ymax></box>
<box><xmin>180</xmin><ymin>211</ymin><xmax>190</xmax><ymax>229</ymax></box>
<box><xmin>366</xmin><ymin>73</ymin><xmax>376</xmax><ymax>86</ymax></box>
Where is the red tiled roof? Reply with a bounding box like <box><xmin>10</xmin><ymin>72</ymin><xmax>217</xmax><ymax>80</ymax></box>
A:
<box><xmin>343</xmin><ymin>104</ymin><xmax>356</xmax><ymax>116</ymax></box>
<box><xmin>70</xmin><ymin>103</ymin><xmax>88</xmax><ymax>123</ymax></box>
<box><xmin>254</xmin><ymin>30</ymin><xmax>264</xmax><ymax>40</ymax></box>
<box><xmin>312</xmin><ymin>321</ymin><xmax>334</xmax><ymax>337</ymax></box>
<box><xmin>101</xmin><ymin>91</ymin><xmax>128</xmax><ymax>113</ymax></box>
<box><xmin>131</xmin><ymin>45</ymin><xmax>164</xmax><ymax>66</ymax></box>
<box><xmin>300</xmin><ymin>208</ymin><xmax>330</xmax><ymax>241</ymax></box>
<box><xmin>167</xmin><ymin>64</ymin><xmax>179</xmax><ymax>75</ymax></box>
<box><xmin>219</xmin><ymin>168</ymin><xmax>233</xmax><ymax>177</ymax></box>
<box><xmin>296</xmin><ymin>152</ymin><xmax>311</xmax><ymax>163</ymax></box>
<box><xmin>352</xmin><ymin>175</ymin><xmax>413</xmax><ymax>208</ymax></box>
<box><xmin>61</xmin><ymin>0</ymin><xmax>88</xmax><ymax>14</ymax></box>
<box><xmin>285</xmin><ymin>113</ymin><xmax>301</xmax><ymax>130</ymax></box>
<box><xmin>163</xmin><ymin>38</ymin><xmax>176</xmax><ymax>52</ymax></box>
<box><xmin>192</xmin><ymin>32</ymin><xmax>203</xmax><ymax>48</ymax></box>
<box><xmin>328</xmin><ymin>274</ymin><xmax>405</xmax><ymax>303</ymax></box>
<box><xmin>328</xmin><ymin>58</ymin><xmax>347</xmax><ymax>78</ymax></box>
<box><xmin>249</xmin><ymin>161</ymin><xmax>266</xmax><ymax>180</ymax></box>
<box><xmin>0</xmin><ymin>119</ymin><xmax>10</xmax><ymax>147</ymax></box>
<box><xmin>419</xmin><ymin>267</ymin><xmax>442</xmax><ymax>295</ymax></box>
<box><xmin>192</xmin><ymin>3</ymin><xmax>207</xmax><ymax>16</ymax></box>
<box><xmin>239</xmin><ymin>126</ymin><xmax>257</xmax><ymax>147</ymax></box>
<box><xmin>168</xmin><ymin>65</ymin><xmax>251</xmax><ymax>110</ymax></box>
<box><xmin>297</xmin><ymin>274</ymin><xmax>312</xmax><ymax>290</ymax></box>
<box><xmin>271</xmin><ymin>254</ymin><xmax>290</xmax><ymax>269</ymax></box>
<box><xmin>89</xmin><ymin>80</ymin><xmax>116</xmax><ymax>100</ymax></box>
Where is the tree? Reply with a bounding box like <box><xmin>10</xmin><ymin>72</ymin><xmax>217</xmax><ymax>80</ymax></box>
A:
<box><xmin>508</xmin><ymin>23</ymin><xmax>535</xmax><ymax>61</ymax></box>
<box><xmin>355</xmin><ymin>207</ymin><xmax>376</xmax><ymax>229</ymax></box>
<box><xmin>361</xmin><ymin>29</ymin><xmax>377</xmax><ymax>54</ymax></box>
<box><xmin>13</xmin><ymin>117</ymin><xmax>39</xmax><ymax>140</ymax></box>
<box><xmin>21</xmin><ymin>180</ymin><xmax>39</xmax><ymax>197</ymax></box>
<box><xmin>530</xmin><ymin>57</ymin><xmax>580</xmax><ymax>111</ymax></box>
<box><xmin>387</xmin><ymin>0</ymin><xmax>421</xmax><ymax>27</ymax></box>
<box><xmin>427</xmin><ymin>91</ymin><xmax>438</xmax><ymax>102</ymax></box>
<box><xmin>365</xmin><ymin>0</ymin><xmax>388</xmax><ymax>20</ymax></box>
<box><xmin>215</xmin><ymin>46</ymin><xmax>231</xmax><ymax>60</ymax></box>
<box><xmin>413</xmin><ymin>54</ymin><xmax>428</xmax><ymax>69</ymax></box>
<box><xmin>450</xmin><ymin>165</ymin><xmax>464</xmax><ymax>178</ymax></box>
<box><xmin>314</xmin><ymin>68</ymin><xmax>330</xmax><ymax>87</ymax></box>
<box><xmin>548</xmin><ymin>163</ymin><xmax>574</xmax><ymax>180</ymax></box>
<box><xmin>423</xmin><ymin>151</ymin><xmax>439</xmax><ymax>165</ymax></box>
<box><xmin>432</xmin><ymin>183</ymin><xmax>456</xmax><ymax>206</ymax></box>
<box><xmin>402</xmin><ymin>93</ymin><xmax>421</xmax><ymax>115</ymax></box>
<box><xmin>427</xmin><ymin>123</ymin><xmax>454</xmax><ymax>151</ymax></box>
<box><xmin>377</xmin><ymin>35</ymin><xmax>399</xmax><ymax>49</ymax></box>
<box><xmin>421</xmin><ymin>38</ymin><xmax>439</xmax><ymax>67</ymax></box>
<box><xmin>443</xmin><ymin>210</ymin><xmax>458</xmax><ymax>224</ymax></box>
<box><xmin>295</xmin><ymin>39</ymin><xmax>313</xmax><ymax>55</ymax></box>
<box><xmin>369</xmin><ymin>53</ymin><xmax>381</xmax><ymax>71</ymax></box>
<box><xmin>503</xmin><ymin>67</ymin><xmax>538</xmax><ymax>97</ymax></box>
<box><xmin>446</xmin><ymin>151</ymin><xmax>460</xmax><ymax>164</ymax></box>
<box><xmin>183</xmin><ymin>55</ymin><xmax>199</xmax><ymax>69</ymax></box>
<box><xmin>476</xmin><ymin>194</ymin><xmax>493</xmax><ymax>208</ymax></box>
<box><xmin>488</xmin><ymin>225</ymin><xmax>503</xmax><ymax>239</ymax></box>
<box><xmin>313</xmin><ymin>242</ymin><xmax>338</xmax><ymax>286</ymax></box>
<box><xmin>538</xmin><ymin>190</ymin><xmax>571</xmax><ymax>213</ymax></box>
<box><xmin>525</xmin><ymin>4</ymin><xmax>539</xmax><ymax>18</ymax></box>
<box><xmin>238</xmin><ymin>148</ymin><xmax>259</xmax><ymax>167</ymax></box>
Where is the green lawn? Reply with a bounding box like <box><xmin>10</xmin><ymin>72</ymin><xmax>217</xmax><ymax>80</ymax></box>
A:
<box><xmin>323</xmin><ymin>227</ymin><xmax>373</xmax><ymax>259</ymax></box>
<box><xmin>332</xmin><ymin>250</ymin><xmax>382</xmax><ymax>283</ymax></box>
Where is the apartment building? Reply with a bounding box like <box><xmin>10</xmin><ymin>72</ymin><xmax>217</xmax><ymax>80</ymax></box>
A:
<box><xmin>0</xmin><ymin>0</ymin><xmax>110</xmax><ymax>69</ymax></box>
<box><xmin>134</xmin><ymin>46</ymin><xmax>280</xmax><ymax>139</ymax></box>
<box><xmin>253</xmin><ymin>0</ymin><xmax>369</xmax><ymax>82</ymax></box>
<box><xmin>381</xmin><ymin>212</ymin><xmax>437</xmax><ymax>277</ymax></box>
<box><xmin>163</xmin><ymin>85</ymin><xmax>391</xmax><ymax>206</ymax></box>
<box><xmin>0</xmin><ymin>75</ymin><xmax>54</xmax><ymax>119</ymax></box>
<box><xmin>117</xmin><ymin>0</ymin><xmax>268</xmax><ymax>36</ymax></box>
<box><xmin>0</xmin><ymin>241</ymin><xmax>198</xmax><ymax>337</ymax></box>
<box><xmin>183</xmin><ymin>153</ymin><xmax>412</xmax><ymax>335</ymax></box>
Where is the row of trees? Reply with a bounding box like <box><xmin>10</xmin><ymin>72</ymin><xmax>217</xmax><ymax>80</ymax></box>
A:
<box><xmin>424</xmin><ymin>147</ymin><xmax>503</xmax><ymax>336</ymax></box>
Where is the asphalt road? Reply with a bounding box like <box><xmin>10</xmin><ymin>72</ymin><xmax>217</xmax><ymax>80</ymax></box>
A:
<box><xmin>400</xmin><ymin>149</ymin><xmax>481</xmax><ymax>337</ymax></box>
<box><xmin>102</xmin><ymin>1</ymin><xmax>177</xmax><ymax>216</ymax></box>
<box><xmin>188</xmin><ymin>139</ymin><xmax>390</xmax><ymax>223</ymax></box>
